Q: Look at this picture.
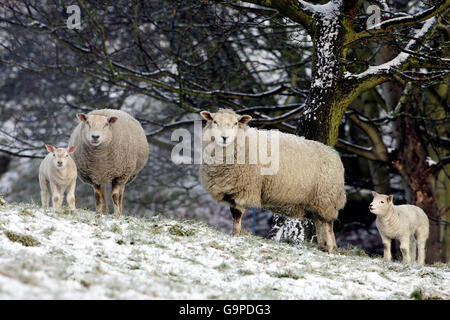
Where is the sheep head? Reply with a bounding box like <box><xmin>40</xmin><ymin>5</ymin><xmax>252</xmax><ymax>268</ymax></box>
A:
<box><xmin>200</xmin><ymin>109</ymin><xmax>252</xmax><ymax>147</ymax></box>
<box><xmin>45</xmin><ymin>144</ymin><xmax>77</xmax><ymax>169</ymax></box>
<box><xmin>76</xmin><ymin>113</ymin><xmax>118</xmax><ymax>147</ymax></box>
<box><xmin>369</xmin><ymin>191</ymin><xmax>394</xmax><ymax>216</ymax></box>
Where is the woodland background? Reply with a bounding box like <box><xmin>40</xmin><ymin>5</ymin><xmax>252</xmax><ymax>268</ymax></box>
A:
<box><xmin>0</xmin><ymin>0</ymin><xmax>448</xmax><ymax>263</ymax></box>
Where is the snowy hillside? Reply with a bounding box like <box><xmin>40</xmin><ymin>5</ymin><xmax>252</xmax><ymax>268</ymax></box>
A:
<box><xmin>0</xmin><ymin>202</ymin><xmax>448</xmax><ymax>300</ymax></box>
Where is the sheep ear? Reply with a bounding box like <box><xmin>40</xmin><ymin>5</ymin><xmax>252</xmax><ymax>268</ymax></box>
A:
<box><xmin>239</xmin><ymin>115</ymin><xmax>252</xmax><ymax>124</ymax></box>
<box><xmin>200</xmin><ymin>111</ymin><xmax>214</xmax><ymax>121</ymax></box>
<box><xmin>68</xmin><ymin>145</ymin><xmax>77</xmax><ymax>153</ymax></box>
<box><xmin>371</xmin><ymin>191</ymin><xmax>378</xmax><ymax>197</ymax></box>
<box><xmin>387</xmin><ymin>195</ymin><xmax>393</xmax><ymax>203</ymax></box>
<box><xmin>108</xmin><ymin>116</ymin><xmax>118</xmax><ymax>124</ymax></box>
<box><xmin>45</xmin><ymin>144</ymin><xmax>55</xmax><ymax>153</ymax></box>
<box><xmin>77</xmin><ymin>113</ymin><xmax>87</xmax><ymax>122</ymax></box>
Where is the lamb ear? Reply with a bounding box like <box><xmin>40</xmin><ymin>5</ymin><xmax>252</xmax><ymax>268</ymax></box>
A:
<box><xmin>387</xmin><ymin>195</ymin><xmax>393</xmax><ymax>203</ymax></box>
<box><xmin>200</xmin><ymin>111</ymin><xmax>214</xmax><ymax>121</ymax></box>
<box><xmin>45</xmin><ymin>144</ymin><xmax>55</xmax><ymax>153</ymax></box>
<box><xmin>371</xmin><ymin>191</ymin><xmax>379</xmax><ymax>197</ymax></box>
<box><xmin>108</xmin><ymin>116</ymin><xmax>118</xmax><ymax>124</ymax></box>
<box><xmin>68</xmin><ymin>145</ymin><xmax>77</xmax><ymax>153</ymax></box>
<box><xmin>77</xmin><ymin>113</ymin><xmax>87</xmax><ymax>122</ymax></box>
<box><xmin>238</xmin><ymin>115</ymin><xmax>252</xmax><ymax>124</ymax></box>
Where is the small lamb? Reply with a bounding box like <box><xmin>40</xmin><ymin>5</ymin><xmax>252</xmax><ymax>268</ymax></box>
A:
<box><xmin>39</xmin><ymin>144</ymin><xmax>77</xmax><ymax>210</ymax></box>
<box><xmin>369</xmin><ymin>191</ymin><xmax>429</xmax><ymax>265</ymax></box>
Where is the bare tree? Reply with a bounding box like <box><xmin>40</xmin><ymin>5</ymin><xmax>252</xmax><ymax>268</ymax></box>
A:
<box><xmin>0</xmin><ymin>0</ymin><xmax>448</xmax><ymax>262</ymax></box>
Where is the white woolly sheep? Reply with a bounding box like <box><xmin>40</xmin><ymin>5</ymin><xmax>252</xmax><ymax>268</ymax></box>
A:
<box><xmin>370</xmin><ymin>191</ymin><xmax>429</xmax><ymax>264</ymax></box>
<box><xmin>199</xmin><ymin>109</ymin><xmax>346</xmax><ymax>253</ymax></box>
<box><xmin>39</xmin><ymin>144</ymin><xmax>77</xmax><ymax>209</ymax></box>
<box><xmin>68</xmin><ymin>109</ymin><xmax>149</xmax><ymax>216</ymax></box>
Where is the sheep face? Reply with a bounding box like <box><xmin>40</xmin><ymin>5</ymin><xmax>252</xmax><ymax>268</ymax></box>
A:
<box><xmin>369</xmin><ymin>191</ymin><xmax>393</xmax><ymax>216</ymax></box>
<box><xmin>200</xmin><ymin>110</ymin><xmax>252</xmax><ymax>147</ymax></box>
<box><xmin>76</xmin><ymin>113</ymin><xmax>118</xmax><ymax>147</ymax></box>
<box><xmin>45</xmin><ymin>144</ymin><xmax>77</xmax><ymax>169</ymax></box>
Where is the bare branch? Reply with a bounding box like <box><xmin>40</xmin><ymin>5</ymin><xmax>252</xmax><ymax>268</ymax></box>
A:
<box><xmin>360</xmin><ymin>0</ymin><xmax>449</xmax><ymax>36</ymax></box>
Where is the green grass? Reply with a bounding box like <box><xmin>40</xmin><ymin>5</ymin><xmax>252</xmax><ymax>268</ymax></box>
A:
<box><xmin>168</xmin><ymin>224</ymin><xmax>195</xmax><ymax>237</ymax></box>
<box><xmin>410</xmin><ymin>288</ymin><xmax>443</xmax><ymax>300</ymax></box>
<box><xmin>237</xmin><ymin>269</ymin><xmax>254</xmax><ymax>276</ymax></box>
<box><xmin>215</xmin><ymin>262</ymin><xmax>230</xmax><ymax>271</ymax></box>
<box><xmin>271</xmin><ymin>269</ymin><xmax>300</xmax><ymax>280</ymax></box>
<box><xmin>5</xmin><ymin>230</ymin><xmax>40</xmax><ymax>247</ymax></box>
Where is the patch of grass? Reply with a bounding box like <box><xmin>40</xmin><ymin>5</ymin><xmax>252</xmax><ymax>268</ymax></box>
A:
<box><xmin>209</xmin><ymin>241</ymin><xmax>225</xmax><ymax>251</ymax></box>
<box><xmin>80</xmin><ymin>280</ymin><xmax>91</xmax><ymax>288</ymax></box>
<box><xmin>5</xmin><ymin>231</ymin><xmax>40</xmax><ymax>247</ymax></box>
<box><xmin>239</xmin><ymin>229</ymin><xmax>252</xmax><ymax>236</ymax></box>
<box><xmin>271</xmin><ymin>269</ymin><xmax>300</xmax><ymax>280</ymax></box>
<box><xmin>129</xmin><ymin>264</ymin><xmax>140</xmax><ymax>270</ymax></box>
<box><xmin>116</xmin><ymin>239</ymin><xmax>125</xmax><ymax>245</ymax></box>
<box><xmin>41</xmin><ymin>226</ymin><xmax>56</xmax><ymax>237</ymax></box>
<box><xmin>237</xmin><ymin>269</ymin><xmax>254</xmax><ymax>276</ymax></box>
<box><xmin>169</xmin><ymin>225</ymin><xmax>195</xmax><ymax>237</ymax></box>
<box><xmin>110</xmin><ymin>223</ymin><xmax>122</xmax><ymax>234</ymax></box>
<box><xmin>410</xmin><ymin>288</ymin><xmax>424</xmax><ymax>300</ymax></box>
<box><xmin>215</xmin><ymin>262</ymin><xmax>229</xmax><ymax>271</ymax></box>
<box><xmin>62</xmin><ymin>207</ymin><xmax>75</xmax><ymax>215</ymax></box>
<box><xmin>337</xmin><ymin>245</ymin><xmax>368</xmax><ymax>257</ymax></box>
<box><xmin>410</xmin><ymin>288</ymin><xmax>443</xmax><ymax>300</ymax></box>
<box><xmin>19</xmin><ymin>209</ymin><xmax>34</xmax><ymax>217</ymax></box>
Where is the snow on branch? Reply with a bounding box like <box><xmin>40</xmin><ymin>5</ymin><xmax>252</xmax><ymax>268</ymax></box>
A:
<box><xmin>345</xmin><ymin>16</ymin><xmax>437</xmax><ymax>82</ymax></box>
<box><xmin>297</xmin><ymin>0</ymin><xmax>341</xmax><ymax>18</ymax></box>
<box><xmin>364</xmin><ymin>0</ymin><xmax>448</xmax><ymax>33</ymax></box>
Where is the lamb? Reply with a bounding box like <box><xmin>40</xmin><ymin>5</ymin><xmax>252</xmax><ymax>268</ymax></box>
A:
<box><xmin>199</xmin><ymin>108</ymin><xmax>346</xmax><ymax>253</ymax></box>
<box><xmin>369</xmin><ymin>191</ymin><xmax>429</xmax><ymax>264</ymax></box>
<box><xmin>39</xmin><ymin>144</ymin><xmax>77</xmax><ymax>209</ymax></box>
<box><xmin>68</xmin><ymin>109</ymin><xmax>149</xmax><ymax>216</ymax></box>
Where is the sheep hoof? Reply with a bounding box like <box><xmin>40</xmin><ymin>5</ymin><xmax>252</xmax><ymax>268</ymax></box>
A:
<box><xmin>319</xmin><ymin>242</ymin><xmax>335</xmax><ymax>254</ymax></box>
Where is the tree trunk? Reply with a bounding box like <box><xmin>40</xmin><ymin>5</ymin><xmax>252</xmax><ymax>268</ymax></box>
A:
<box><xmin>269</xmin><ymin>15</ymin><xmax>352</xmax><ymax>244</ymax></box>
<box><xmin>0</xmin><ymin>155</ymin><xmax>10</xmax><ymax>177</ymax></box>
<box><xmin>392</xmin><ymin>89</ymin><xmax>441</xmax><ymax>263</ymax></box>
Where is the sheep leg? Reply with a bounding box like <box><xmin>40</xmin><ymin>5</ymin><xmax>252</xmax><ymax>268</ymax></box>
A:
<box><xmin>409</xmin><ymin>234</ymin><xmax>417</xmax><ymax>263</ymax></box>
<box><xmin>312</xmin><ymin>214</ymin><xmax>335</xmax><ymax>253</ymax></box>
<box><xmin>100</xmin><ymin>184</ymin><xmax>108</xmax><ymax>213</ymax></box>
<box><xmin>380</xmin><ymin>233</ymin><xmax>392</xmax><ymax>262</ymax></box>
<box><xmin>93</xmin><ymin>184</ymin><xmax>107</xmax><ymax>214</ymax></box>
<box><xmin>416</xmin><ymin>230</ymin><xmax>427</xmax><ymax>265</ymax></box>
<box><xmin>326</xmin><ymin>220</ymin><xmax>337</xmax><ymax>252</ymax></box>
<box><xmin>399</xmin><ymin>236</ymin><xmax>411</xmax><ymax>263</ymax></box>
<box><xmin>50</xmin><ymin>182</ymin><xmax>62</xmax><ymax>209</ymax></box>
<box><xmin>66</xmin><ymin>180</ymin><xmax>76</xmax><ymax>210</ymax></box>
<box><xmin>39</xmin><ymin>174</ymin><xmax>50</xmax><ymax>209</ymax></box>
<box><xmin>230</xmin><ymin>207</ymin><xmax>244</xmax><ymax>235</ymax></box>
<box><xmin>119</xmin><ymin>184</ymin><xmax>125</xmax><ymax>214</ymax></box>
<box><xmin>111</xmin><ymin>181</ymin><xmax>123</xmax><ymax>216</ymax></box>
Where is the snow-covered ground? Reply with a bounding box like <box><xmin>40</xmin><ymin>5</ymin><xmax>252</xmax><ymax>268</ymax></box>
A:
<box><xmin>0</xmin><ymin>202</ymin><xmax>448</xmax><ymax>300</ymax></box>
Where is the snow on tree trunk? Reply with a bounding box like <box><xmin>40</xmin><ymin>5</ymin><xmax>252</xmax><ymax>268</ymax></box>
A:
<box><xmin>267</xmin><ymin>214</ymin><xmax>315</xmax><ymax>245</ymax></box>
<box><xmin>269</xmin><ymin>13</ymin><xmax>349</xmax><ymax>245</ymax></box>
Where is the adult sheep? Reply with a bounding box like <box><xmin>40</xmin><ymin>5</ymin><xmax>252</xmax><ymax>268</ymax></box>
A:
<box><xmin>69</xmin><ymin>109</ymin><xmax>149</xmax><ymax>216</ymax></box>
<box><xmin>199</xmin><ymin>108</ymin><xmax>346</xmax><ymax>253</ymax></box>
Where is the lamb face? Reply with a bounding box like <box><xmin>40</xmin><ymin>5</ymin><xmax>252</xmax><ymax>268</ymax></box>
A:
<box><xmin>45</xmin><ymin>144</ymin><xmax>77</xmax><ymax>169</ymax></box>
<box><xmin>200</xmin><ymin>110</ymin><xmax>252</xmax><ymax>147</ymax></box>
<box><xmin>76</xmin><ymin>113</ymin><xmax>118</xmax><ymax>147</ymax></box>
<box><xmin>369</xmin><ymin>191</ymin><xmax>393</xmax><ymax>216</ymax></box>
